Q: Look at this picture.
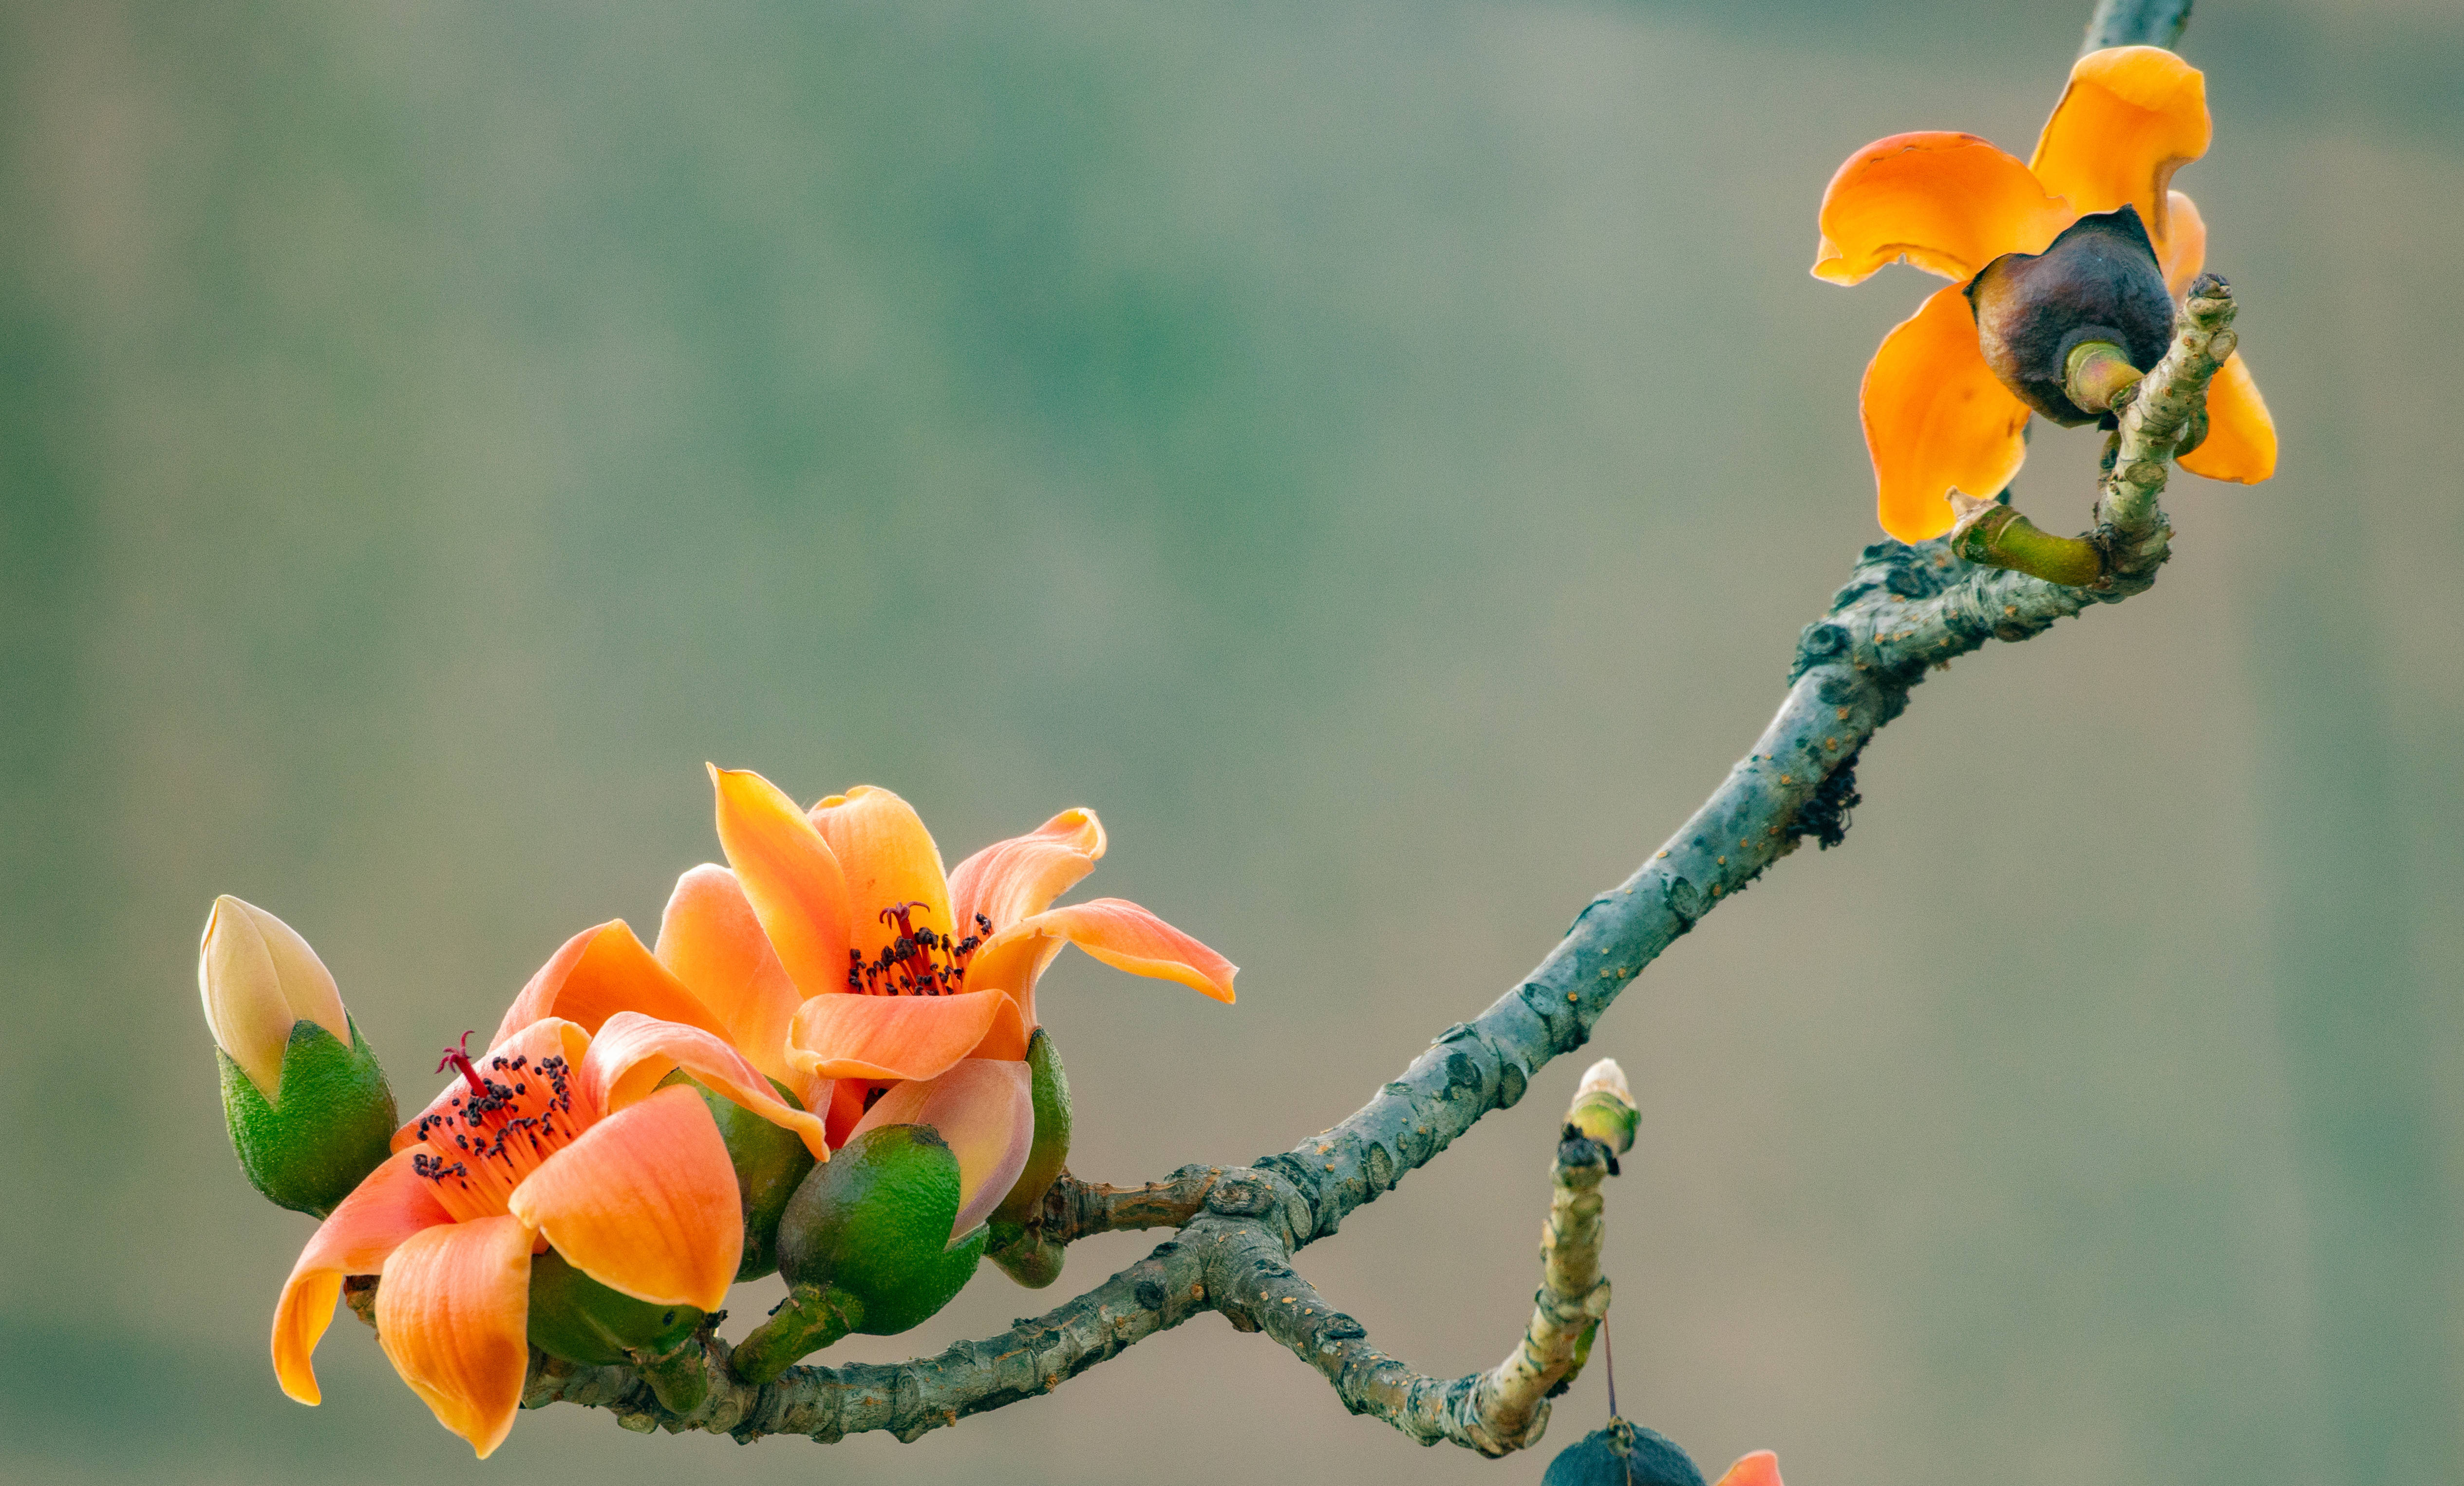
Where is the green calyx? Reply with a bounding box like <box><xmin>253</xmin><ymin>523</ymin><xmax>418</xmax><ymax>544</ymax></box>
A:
<box><xmin>986</xmin><ymin>1028</ymin><xmax>1074</xmax><ymax>1287</ymax></box>
<box><xmin>1541</xmin><ymin>1418</ymin><xmax>1707</xmax><ymax>1486</ymax></box>
<box><xmin>730</xmin><ymin>1122</ymin><xmax>987</xmax><ymax>1383</ymax></box>
<box><xmin>218</xmin><ymin>1017</ymin><xmax>397</xmax><ymax>1217</ymax></box>
<box><xmin>660</xmin><ymin>1070</ymin><xmax>818</xmax><ymax>1281</ymax></box>
<box><xmin>997</xmin><ymin>1029</ymin><xmax>1073</xmax><ymax>1224</ymax></box>
<box><xmin>526</xmin><ymin>1247</ymin><xmax>702</xmax><ymax>1366</ymax></box>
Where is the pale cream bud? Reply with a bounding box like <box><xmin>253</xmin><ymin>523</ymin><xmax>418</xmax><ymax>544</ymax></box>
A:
<box><xmin>1575</xmin><ymin>1058</ymin><xmax>1632</xmax><ymax>1106</ymax></box>
<box><xmin>198</xmin><ymin>895</ymin><xmax>349</xmax><ymax>1100</ymax></box>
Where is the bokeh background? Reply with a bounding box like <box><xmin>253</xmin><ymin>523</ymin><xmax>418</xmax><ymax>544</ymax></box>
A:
<box><xmin>5</xmin><ymin>0</ymin><xmax>2460</xmax><ymax>1482</ymax></box>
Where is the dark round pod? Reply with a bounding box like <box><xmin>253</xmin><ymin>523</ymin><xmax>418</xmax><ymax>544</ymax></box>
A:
<box><xmin>1966</xmin><ymin>206</ymin><xmax>2175</xmax><ymax>426</ymax></box>
<box><xmin>1541</xmin><ymin>1418</ymin><xmax>1708</xmax><ymax>1486</ymax></box>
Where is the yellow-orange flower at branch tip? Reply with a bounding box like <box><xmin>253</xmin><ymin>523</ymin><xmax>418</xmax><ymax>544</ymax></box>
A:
<box><xmin>269</xmin><ymin>1009</ymin><xmax>827</xmax><ymax>1458</ymax></box>
<box><xmin>1812</xmin><ymin>45</ymin><xmax>2277</xmax><ymax>541</ymax></box>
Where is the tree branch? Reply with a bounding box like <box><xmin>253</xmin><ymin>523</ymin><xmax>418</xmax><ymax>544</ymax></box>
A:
<box><xmin>491</xmin><ymin>9</ymin><xmax>2234</xmax><ymax>1450</ymax></box>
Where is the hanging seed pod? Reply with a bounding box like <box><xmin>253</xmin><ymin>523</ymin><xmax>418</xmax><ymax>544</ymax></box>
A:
<box><xmin>1541</xmin><ymin>1418</ymin><xmax>1709</xmax><ymax>1486</ymax></box>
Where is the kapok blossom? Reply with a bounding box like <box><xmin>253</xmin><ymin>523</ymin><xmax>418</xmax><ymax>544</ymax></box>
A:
<box><xmin>270</xmin><ymin>1010</ymin><xmax>826</xmax><ymax>1457</ymax></box>
<box><xmin>1812</xmin><ymin>45</ymin><xmax>2277</xmax><ymax>541</ymax></box>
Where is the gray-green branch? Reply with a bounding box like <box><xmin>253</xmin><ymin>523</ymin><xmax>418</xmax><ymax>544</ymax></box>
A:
<box><xmin>510</xmin><ymin>4</ymin><xmax>2225</xmax><ymax>1453</ymax></box>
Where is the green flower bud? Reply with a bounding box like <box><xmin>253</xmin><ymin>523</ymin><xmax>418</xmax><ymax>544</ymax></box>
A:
<box><xmin>1566</xmin><ymin>1058</ymin><xmax>1638</xmax><ymax>1156</ymax></box>
<box><xmin>1542</xmin><ymin>1418</ymin><xmax>1707</xmax><ymax>1486</ymax></box>
<box><xmin>200</xmin><ymin>896</ymin><xmax>395</xmax><ymax>1216</ymax></box>
<box><xmin>728</xmin><ymin>1123</ymin><xmax>987</xmax><ymax>1383</ymax></box>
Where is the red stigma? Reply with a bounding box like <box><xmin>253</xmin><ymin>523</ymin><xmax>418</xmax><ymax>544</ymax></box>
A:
<box><xmin>437</xmin><ymin>1031</ymin><xmax>488</xmax><ymax>1097</ymax></box>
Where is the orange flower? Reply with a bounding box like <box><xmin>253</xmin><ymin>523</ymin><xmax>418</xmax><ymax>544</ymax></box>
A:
<box><xmin>492</xmin><ymin>769</ymin><xmax>1237</xmax><ymax>1249</ymax></box>
<box><xmin>269</xmin><ymin>1010</ymin><xmax>827</xmax><ymax>1457</ymax></box>
<box><xmin>1813</xmin><ymin>45</ymin><xmax>2277</xmax><ymax>541</ymax></box>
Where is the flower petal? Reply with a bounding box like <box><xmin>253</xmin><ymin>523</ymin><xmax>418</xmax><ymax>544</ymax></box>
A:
<box><xmin>489</xmin><ymin>920</ymin><xmax>728</xmax><ymax>1049</ymax></box>
<box><xmin>1712</xmin><ymin>1451</ymin><xmax>1785</xmax><ymax>1486</ymax></box>
<box><xmin>712</xmin><ymin>765</ymin><xmax>854</xmax><ymax>1000</ymax></box>
<box><xmin>964</xmin><ymin>898</ymin><xmax>1237</xmax><ymax>1031</ymax></box>
<box><xmin>1859</xmin><ymin>283</ymin><xmax>2033</xmax><ymax>542</ymax></box>
<box><xmin>507</xmin><ymin>1084</ymin><xmax>741</xmax><ymax>1310</ymax></box>
<box><xmin>785</xmin><ymin>988</ymin><xmax>1028</xmax><ymax>1082</ymax></box>
<box><xmin>1811</xmin><ymin>131</ymin><xmax>2072</xmax><ymax>286</ymax></box>
<box><xmin>2159</xmin><ymin>189</ymin><xmax>2206</xmax><ymax>297</ymax></box>
<box><xmin>654</xmin><ymin>863</ymin><xmax>803</xmax><ymax>1088</ymax></box>
<box><xmin>577</xmin><ymin>1009</ymin><xmax>830</xmax><ymax>1159</ymax></box>
<box><xmin>848</xmin><ymin>1059</ymin><xmax>1034</xmax><ymax>1246</ymax></box>
<box><xmin>394</xmin><ymin>1019</ymin><xmax>595</xmax><ymax>1154</ymax></box>
<box><xmin>2030</xmin><ymin>46</ymin><xmax>2210</xmax><ymax>253</ymax></box>
<box><xmin>2178</xmin><ymin>353</ymin><xmax>2277</xmax><ymax>483</ymax></box>
<box><xmin>271</xmin><ymin>1149</ymin><xmax>454</xmax><ymax>1406</ymax></box>
<box><xmin>947</xmin><ymin>807</ymin><xmax>1108</xmax><ymax>937</ymax></box>
<box><xmin>374</xmin><ymin>1214</ymin><xmax>533</xmax><ymax>1459</ymax></box>
<box><xmin>810</xmin><ymin>785</ymin><xmax>957</xmax><ymax>964</ymax></box>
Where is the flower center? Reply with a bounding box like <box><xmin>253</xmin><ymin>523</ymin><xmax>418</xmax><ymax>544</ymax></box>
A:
<box><xmin>409</xmin><ymin>1035</ymin><xmax>582</xmax><ymax>1222</ymax></box>
<box><xmin>846</xmin><ymin>902</ymin><xmax>992</xmax><ymax>996</ymax></box>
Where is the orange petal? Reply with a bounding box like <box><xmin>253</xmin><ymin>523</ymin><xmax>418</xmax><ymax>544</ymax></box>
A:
<box><xmin>1811</xmin><ymin>131</ymin><xmax>2072</xmax><ymax>286</ymax></box>
<box><xmin>2159</xmin><ymin>189</ymin><xmax>2206</xmax><ymax>297</ymax></box>
<box><xmin>785</xmin><ymin>988</ymin><xmax>1028</xmax><ymax>1082</ymax></box>
<box><xmin>577</xmin><ymin>1009</ymin><xmax>830</xmax><ymax>1159</ymax></box>
<box><xmin>947</xmin><ymin>807</ymin><xmax>1108</xmax><ymax>936</ymax></box>
<box><xmin>1712</xmin><ymin>1450</ymin><xmax>1785</xmax><ymax>1486</ymax></box>
<box><xmin>374</xmin><ymin>1214</ymin><xmax>533</xmax><ymax>1459</ymax></box>
<box><xmin>2178</xmin><ymin>353</ymin><xmax>2277</xmax><ymax>483</ymax></box>
<box><xmin>711</xmin><ymin>765</ymin><xmax>854</xmax><ymax>1000</ymax></box>
<box><xmin>964</xmin><ymin>898</ymin><xmax>1237</xmax><ymax>1031</ymax></box>
<box><xmin>2030</xmin><ymin>46</ymin><xmax>2210</xmax><ymax>252</ymax></box>
<box><xmin>848</xmin><ymin>1059</ymin><xmax>1034</xmax><ymax>1245</ymax></box>
<box><xmin>395</xmin><ymin>1019</ymin><xmax>596</xmax><ymax>1154</ymax></box>
<box><xmin>1859</xmin><ymin>283</ymin><xmax>2032</xmax><ymax>542</ymax></box>
<box><xmin>810</xmin><ymin>785</ymin><xmax>957</xmax><ymax>964</ymax></box>
<box><xmin>654</xmin><ymin>863</ymin><xmax>802</xmax><ymax>1086</ymax></box>
<box><xmin>507</xmin><ymin>1084</ymin><xmax>741</xmax><ymax>1309</ymax></box>
<box><xmin>271</xmin><ymin>1149</ymin><xmax>454</xmax><ymax>1406</ymax></box>
<box><xmin>489</xmin><ymin>920</ymin><xmax>728</xmax><ymax>1049</ymax></box>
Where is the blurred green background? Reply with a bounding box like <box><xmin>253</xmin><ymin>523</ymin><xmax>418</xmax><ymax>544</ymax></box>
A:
<box><xmin>4</xmin><ymin>0</ymin><xmax>2459</xmax><ymax>1482</ymax></box>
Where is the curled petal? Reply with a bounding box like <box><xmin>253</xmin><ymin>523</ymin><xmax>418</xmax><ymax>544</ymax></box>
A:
<box><xmin>848</xmin><ymin>1059</ymin><xmax>1035</xmax><ymax>1246</ymax></box>
<box><xmin>948</xmin><ymin>807</ymin><xmax>1108</xmax><ymax>936</ymax></box>
<box><xmin>578</xmin><ymin>1009</ymin><xmax>830</xmax><ymax>1159</ymax></box>
<box><xmin>1811</xmin><ymin>131</ymin><xmax>2072</xmax><ymax>285</ymax></box>
<box><xmin>2159</xmin><ymin>189</ymin><xmax>2206</xmax><ymax>297</ymax></box>
<box><xmin>810</xmin><ymin>786</ymin><xmax>957</xmax><ymax>965</ymax></box>
<box><xmin>1859</xmin><ymin>283</ymin><xmax>2032</xmax><ymax>542</ymax></box>
<box><xmin>507</xmin><ymin>1085</ymin><xmax>742</xmax><ymax>1310</ymax></box>
<box><xmin>271</xmin><ymin>1150</ymin><xmax>454</xmax><ymax>1406</ymax></box>
<box><xmin>374</xmin><ymin>1215</ymin><xmax>533</xmax><ymax>1459</ymax></box>
<box><xmin>2178</xmin><ymin>354</ymin><xmax>2277</xmax><ymax>483</ymax></box>
<box><xmin>489</xmin><ymin>920</ymin><xmax>726</xmax><ymax>1049</ymax></box>
<box><xmin>394</xmin><ymin>1019</ymin><xmax>594</xmax><ymax>1154</ymax></box>
<box><xmin>655</xmin><ymin>863</ymin><xmax>802</xmax><ymax>1087</ymax></box>
<box><xmin>712</xmin><ymin>765</ymin><xmax>854</xmax><ymax>1000</ymax></box>
<box><xmin>2031</xmin><ymin>45</ymin><xmax>2211</xmax><ymax>251</ymax></box>
<box><xmin>786</xmin><ymin>988</ymin><xmax>1028</xmax><ymax>1083</ymax></box>
<box><xmin>964</xmin><ymin>897</ymin><xmax>1236</xmax><ymax>1031</ymax></box>
<box><xmin>1712</xmin><ymin>1451</ymin><xmax>1785</xmax><ymax>1486</ymax></box>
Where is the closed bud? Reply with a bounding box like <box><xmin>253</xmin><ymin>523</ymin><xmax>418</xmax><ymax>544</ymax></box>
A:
<box><xmin>1567</xmin><ymin>1057</ymin><xmax>1638</xmax><ymax>1155</ymax></box>
<box><xmin>198</xmin><ymin>896</ymin><xmax>396</xmax><ymax>1216</ymax></box>
<box><xmin>729</xmin><ymin>1123</ymin><xmax>987</xmax><ymax>1382</ymax></box>
<box><xmin>1966</xmin><ymin>206</ymin><xmax>2174</xmax><ymax>427</ymax></box>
